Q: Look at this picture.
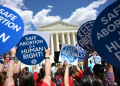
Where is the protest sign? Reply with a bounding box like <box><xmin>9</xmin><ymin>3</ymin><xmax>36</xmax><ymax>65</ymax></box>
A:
<box><xmin>76</xmin><ymin>43</ymin><xmax>92</xmax><ymax>62</ymax></box>
<box><xmin>16</xmin><ymin>34</ymin><xmax>48</xmax><ymax>65</ymax></box>
<box><xmin>89</xmin><ymin>56</ymin><xmax>101</xmax><ymax>66</ymax></box>
<box><xmin>77</xmin><ymin>20</ymin><xmax>95</xmax><ymax>50</ymax></box>
<box><xmin>59</xmin><ymin>43</ymin><xmax>80</xmax><ymax>65</ymax></box>
<box><xmin>0</xmin><ymin>6</ymin><xmax>24</xmax><ymax>55</ymax></box>
<box><xmin>92</xmin><ymin>1</ymin><xmax>120</xmax><ymax>68</ymax></box>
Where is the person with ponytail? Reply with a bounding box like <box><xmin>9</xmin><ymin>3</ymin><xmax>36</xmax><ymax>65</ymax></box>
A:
<box><xmin>83</xmin><ymin>47</ymin><xmax>114</xmax><ymax>86</ymax></box>
<box><xmin>93</xmin><ymin>63</ymin><xmax>114</xmax><ymax>86</ymax></box>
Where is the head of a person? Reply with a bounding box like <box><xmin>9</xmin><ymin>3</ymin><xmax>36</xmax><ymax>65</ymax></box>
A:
<box><xmin>19</xmin><ymin>72</ymin><xmax>35</xmax><ymax>86</ymax></box>
<box><xmin>80</xmin><ymin>75</ymin><xmax>102</xmax><ymax>86</ymax></box>
<box><xmin>61</xmin><ymin>68</ymin><xmax>65</xmax><ymax>77</ymax></box>
<box><xmin>0</xmin><ymin>72</ymin><xmax>6</xmax><ymax>85</ymax></box>
<box><xmin>79</xmin><ymin>61</ymin><xmax>84</xmax><ymax>70</ymax></box>
<box><xmin>57</xmin><ymin>65</ymin><xmax>62</xmax><ymax>74</ymax></box>
<box><xmin>38</xmin><ymin>67</ymin><xmax>45</xmax><ymax>78</ymax></box>
<box><xmin>52</xmin><ymin>63</ymin><xmax>55</xmax><ymax>67</ymax></box>
<box><xmin>24</xmin><ymin>67</ymin><xmax>29</xmax><ymax>72</ymax></box>
<box><xmin>42</xmin><ymin>63</ymin><xmax>45</xmax><ymax>68</ymax></box>
<box><xmin>22</xmin><ymin>67</ymin><xmax>29</xmax><ymax>74</ymax></box>
<box><xmin>93</xmin><ymin>64</ymin><xmax>107</xmax><ymax>86</ymax></box>
<box><xmin>101</xmin><ymin>59</ymin><xmax>107</xmax><ymax>66</ymax></box>
<box><xmin>72</xmin><ymin>65</ymin><xmax>78</xmax><ymax>78</ymax></box>
<box><xmin>93</xmin><ymin>64</ymin><xmax>107</xmax><ymax>77</ymax></box>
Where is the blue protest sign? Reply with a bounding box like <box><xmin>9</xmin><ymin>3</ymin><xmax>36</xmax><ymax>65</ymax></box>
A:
<box><xmin>59</xmin><ymin>43</ymin><xmax>80</xmax><ymax>65</ymax></box>
<box><xmin>76</xmin><ymin>43</ymin><xmax>92</xmax><ymax>62</ymax></box>
<box><xmin>0</xmin><ymin>6</ymin><xmax>24</xmax><ymax>55</ymax></box>
<box><xmin>92</xmin><ymin>1</ymin><xmax>120</xmax><ymax>68</ymax></box>
<box><xmin>16</xmin><ymin>34</ymin><xmax>48</xmax><ymax>65</ymax></box>
<box><xmin>77</xmin><ymin>20</ymin><xmax>95</xmax><ymax>50</ymax></box>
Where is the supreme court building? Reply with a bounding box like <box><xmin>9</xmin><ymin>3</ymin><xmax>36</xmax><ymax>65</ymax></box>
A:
<box><xmin>37</xmin><ymin>21</ymin><xmax>80</xmax><ymax>63</ymax></box>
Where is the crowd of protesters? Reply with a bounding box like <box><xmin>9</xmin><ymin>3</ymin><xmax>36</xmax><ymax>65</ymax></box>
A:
<box><xmin>0</xmin><ymin>47</ymin><xmax>120</xmax><ymax>86</ymax></box>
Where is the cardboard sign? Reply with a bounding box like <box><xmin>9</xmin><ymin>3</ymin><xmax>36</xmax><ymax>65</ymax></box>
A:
<box><xmin>0</xmin><ymin>6</ymin><xmax>24</xmax><ymax>55</ymax></box>
<box><xmin>92</xmin><ymin>1</ymin><xmax>120</xmax><ymax>68</ymax></box>
<box><xmin>16</xmin><ymin>34</ymin><xmax>48</xmax><ymax>65</ymax></box>
<box><xmin>77</xmin><ymin>20</ymin><xmax>95</xmax><ymax>50</ymax></box>
<box><xmin>76</xmin><ymin>43</ymin><xmax>92</xmax><ymax>62</ymax></box>
<box><xmin>59</xmin><ymin>43</ymin><xmax>80</xmax><ymax>65</ymax></box>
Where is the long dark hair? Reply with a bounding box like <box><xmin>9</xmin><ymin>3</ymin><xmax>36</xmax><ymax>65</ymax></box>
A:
<box><xmin>93</xmin><ymin>64</ymin><xmax>107</xmax><ymax>86</ymax></box>
<box><xmin>80</xmin><ymin>75</ymin><xmax>102</xmax><ymax>86</ymax></box>
<box><xmin>0</xmin><ymin>72</ymin><xmax>6</xmax><ymax>85</ymax></box>
<box><xmin>19</xmin><ymin>72</ymin><xmax>35</xmax><ymax>86</ymax></box>
<box><xmin>72</xmin><ymin>65</ymin><xmax>78</xmax><ymax>79</ymax></box>
<box><xmin>38</xmin><ymin>67</ymin><xmax>45</xmax><ymax>78</ymax></box>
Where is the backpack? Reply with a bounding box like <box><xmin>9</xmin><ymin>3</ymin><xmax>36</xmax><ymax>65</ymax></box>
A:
<box><xmin>55</xmin><ymin>75</ymin><xmax>63</xmax><ymax>86</ymax></box>
<box><xmin>72</xmin><ymin>78</ymin><xmax>80</xmax><ymax>86</ymax></box>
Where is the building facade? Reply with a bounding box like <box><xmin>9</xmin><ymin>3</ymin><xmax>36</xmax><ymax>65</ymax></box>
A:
<box><xmin>37</xmin><ymin>21</ymin><xmax>80</xmax><ymax>63</ymax></box>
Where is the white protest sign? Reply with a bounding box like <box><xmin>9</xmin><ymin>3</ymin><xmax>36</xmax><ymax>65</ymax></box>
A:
<box><xmin>59</xmin><ymin>43</ymin><xmax>80</xmax><ymax>65</ymax></box>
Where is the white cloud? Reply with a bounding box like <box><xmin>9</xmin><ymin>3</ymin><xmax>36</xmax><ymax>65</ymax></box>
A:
<box><xmin>47</xmin><ymin>5</ymin><xmax>53</xmax><ymax>8</ymax></box>
<box><xmin>31</xmin><ymin>8</ymin><xmax>61</xmax><ymax>27</ymax></box>
<box><xmin>62</xmin><ymin>0</ymin><xmax>107</xmax><ymax>25</ymax></box>
<box><xmin>0</xmin><ymin>0</ymin><xmax>107</xmax><ymax>30</ymax></box>
<box><xmin>0</xmin><ymin>0</ymin><xmax>33</xmax><ymax>30</ymax></box>
<box><xmin>0</xmin><ymin>0</ymin><xmax>61</xmax><ymax>30</ymax></box>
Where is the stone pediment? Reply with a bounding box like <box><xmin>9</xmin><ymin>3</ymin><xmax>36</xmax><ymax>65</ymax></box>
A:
<box><xmin>38</xmin><ymin>21</ymin><xmax>80</xmax><ymax>29</ymax></box>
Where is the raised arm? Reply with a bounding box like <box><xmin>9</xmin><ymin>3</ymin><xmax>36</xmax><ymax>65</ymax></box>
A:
<box><xmin>32</xmin><ymin>65</ymin><xmax>37</xmax><ymax>73</ymax></box>
<box><xmin>83</xmin><ymin>48</ymin><xmax>94</xmax><ymax>71</ymax></box>
<box><xmin>43</xmin><ymin>48</ymin><xmax>51</xmax><ymax>86</ymax></box>
<box><xmin>64</xmin><ymin>61</ymin><xmax>69</xmax><ymax>86</ymax></box>
<box><xmin>13</xmin><ymin>60</ymin><xmax>21</xmax><ymax>80</ymax></box>
<box><xmin>5</xmin><ymin>47</ymin><xmax>17</xmax><ymax>86</ymax></box>
<box><xmin>14</xmin><ymin>60</ymin><xmax>21</xmax><ymax>73</ymax></box>
<box><xmin>106</xmin><ymin>63</ymin><xmax>113</xmax><ymax>74</ymax></box>
<box><xmin>77</xmin><ymin>59</ymin><xmax>80</xmax><ymax>72</ymax></box>
<box><xmin>92</xmin><ymin>53</ymin><xmax>97</xmax><ymax>64</ymax></box>
<box><xmin>0</xmin><ymin>53</ymin><xmax>6</xmax><ymax>72</ymax></box>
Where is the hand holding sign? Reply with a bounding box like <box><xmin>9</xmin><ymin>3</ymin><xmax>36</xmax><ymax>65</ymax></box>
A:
<box><xmin>44</xmin><ymin>47</ymin><xmax>51</xmax><ymax>57</ymax></box>
<box><xmin>59</xmin><ymin>43</ymin><xmax>80</xmax><ymax>65</ymax></box>
<box><xmin>9</xmin><ymin>47</ymin><xmax>18</xmax><ymax>57</ymax></box>
<box><xmin>16</xmin><ymin>34</ymin><xmax>48</xmax><ymax>65</ymax></box>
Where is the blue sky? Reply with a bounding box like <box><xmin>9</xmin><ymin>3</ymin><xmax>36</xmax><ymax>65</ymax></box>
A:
<box><xmin>0</xmin><ymin>0</ymin><xmax>117</xmax><ymax>30</ymax></box>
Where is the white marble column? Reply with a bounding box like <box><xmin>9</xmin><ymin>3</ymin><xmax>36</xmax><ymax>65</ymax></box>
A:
<box><xmin>56</xmin><ymin>33</ymin><xmax>60</xmax><ymax>51</ymax></box>
<box><xmin>62</xmin><ymin>33</ymin><xmax>65</xmax><ymax>43</ymax></box>
<box><xmin>67</xmin><ymin>32</ymin><xmax>71</xmax><ymax>45</ymax></box>
<box><xmin>72</xmin><ymin>32</ymin><xmax>76</xmax><ymax>45</ymax></box>
<box><xmin>51</xmin><ymin>33</ymin><xmax>54</xmax><ymax>55</ymax></box>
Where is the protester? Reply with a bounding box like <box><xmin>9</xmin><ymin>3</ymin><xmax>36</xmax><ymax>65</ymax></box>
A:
<box><xmin>83</xmin><ymin>48</ymin><xmax>114</xmax><ymax>86</ymax></box>
<box><xmin>0</xmin><ymin>45</ymin><xmax>118</xmax><ymax>86</ymax></box>
<box><xmin>51</xmin><ymin>63</ymin><xmax>58</xmax><ymax>82</ymax></box>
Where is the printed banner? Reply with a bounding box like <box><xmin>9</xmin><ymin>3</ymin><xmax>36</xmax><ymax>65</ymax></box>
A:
<box><xmin>77</xmin><ymin>20</ymin><xmax>95</xmax><ymax>50</ymax></box>
<box><xmin>92</xmin><ymin>1</ymin><xmax>120</xmax><ymax>68</ymax></box>
<box><xmin>16</xmin><ymin>34</ymin><xmax>48</xmax><ymax>65</ymax></box>
<box><xmin>0</xmin><ymin>6</ymin><xmax>24</xmax><ymax>55</ymax></box>
<box><xmin>59</xmin><ymin>43</ymin><xmax>80</xmax><ymax>65</ymax></box>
